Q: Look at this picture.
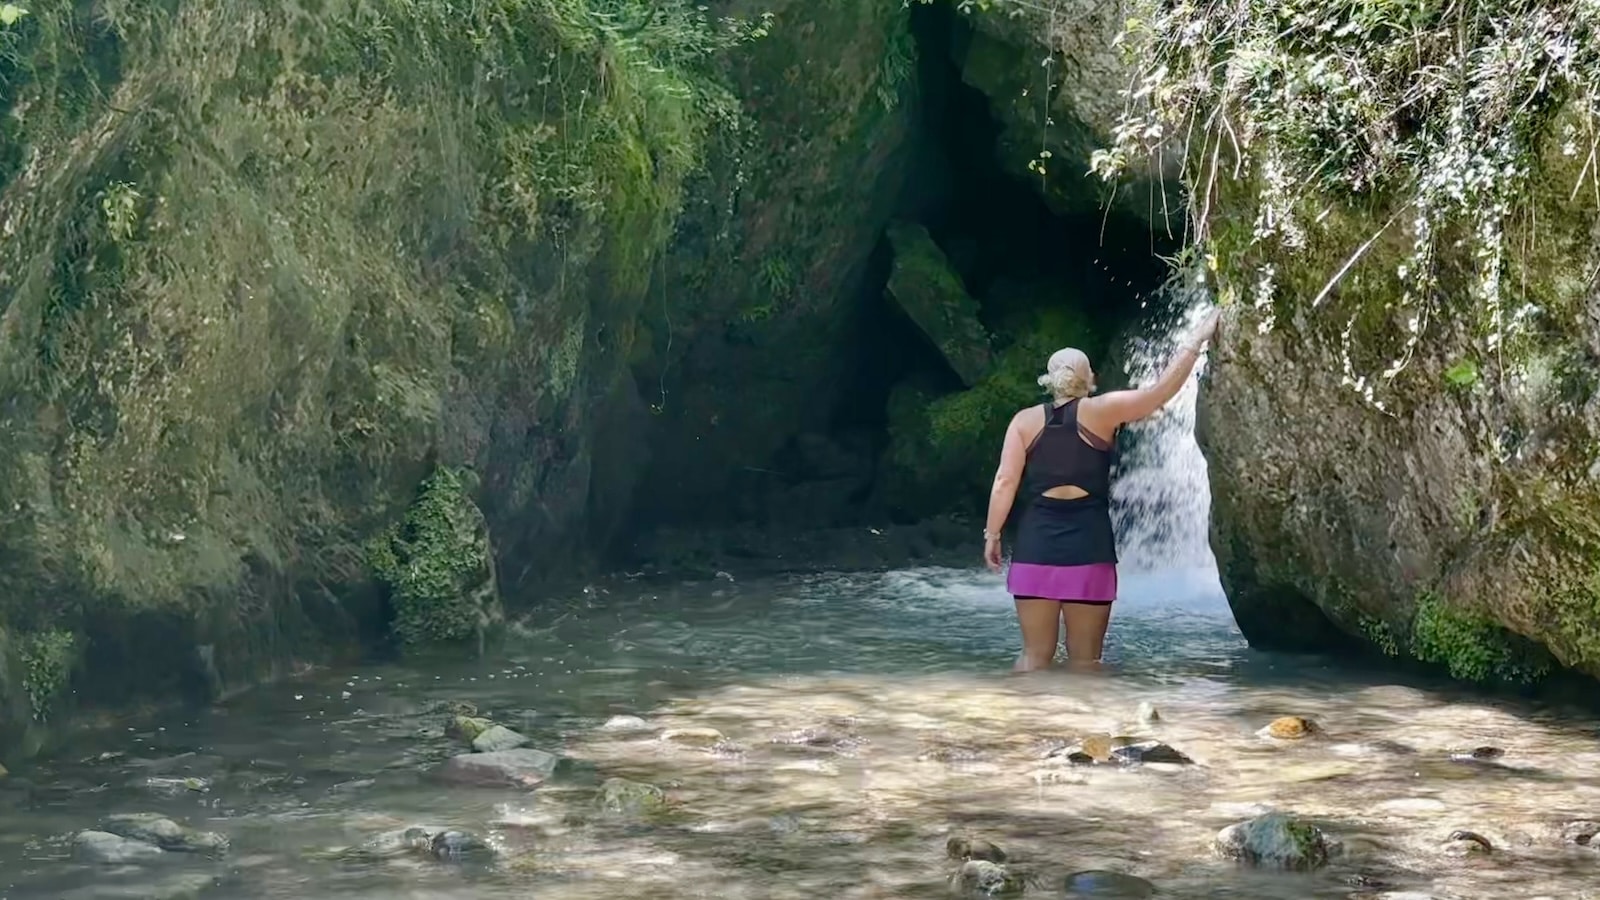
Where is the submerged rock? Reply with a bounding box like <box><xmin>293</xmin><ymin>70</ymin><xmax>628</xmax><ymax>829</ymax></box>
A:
<box><xmin>660</xmin><ymin>727</ymin><xmax>724</xmax><ymax>748</ymax></box>
<box><xmin>1449</xmin><ymin>746</ymin><xmax>1504</xmax><ymax>763</ymax></box>
<box><xmin>436</xmin><ymin>748</ymin><xmax>559</xmax><ymax>788</ymax></box>
<box><xmin>102</xmin><ymin>813</ymin><xmax>229</xmax><ymax>853</ymax></box>
<box><xmin>1216</xmin><ymin>812</ymin><xmax>1331</xmax><ymax>870</ymax></box>
<box><xmin>600</xmin><ymin>715</ymin><xmax>652</xmax><ymax>734</ymax></box>
<box><xmin>951</xmin><ymin>859</ymin><xmax>1025</xmax><ymax>896</ymax></box>
<box><xmin>1111</xmin><ymin>740</ymin><xmax>1194</xmax><ymax>766</ymax></box>
<box><xmin>430</xmin><ymin>829</ymin><xmax>493</xmax><ymax>862</ymax></box>
<box><xmin>1442</xmin><ymin>830</ymin><xmax>1493</xmax><ymax>856</ymax></box>
<box><xmin>1048</xmin><ymin>734</ymin><xmax>1193</xmax><ymax>767</ymax></box>
<box><xmin>1064</xmin><ymin>870</ymin><xmax>1157</xmax><ymax>898</ymax></box>
<box><xmin>471</xmin><ymin>725</ymin><xmax>530</xmax><ymax>753</ymax></box>
<box><xmin>596</xmin><ymin>777</ymin><xmax>667</xmax><ymax>817</ymax></box>
<box><xmin>1561</xmin><ymin>820</ymin><xmax>1599</xmax><ymax>845</ymax></box>
<box><xmin>75</xmin><ymin>830</ymin><xmax>167</xmax><ymax>864</ymax></box>
<box><xmin>946</xmin><ymin>835</ymin><xmax>1007</xmax><ymax>863</ymax></box>
<box><xmin>1261</xmin><ymin>717</ymin><xmax>1320</xmax><ymax>740</ymax></box>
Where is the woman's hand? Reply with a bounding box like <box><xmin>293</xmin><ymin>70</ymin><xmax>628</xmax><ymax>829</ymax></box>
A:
<box><xmin>984</xmin><ymin>535</ymin><xmax>1003</xmax><ymax>573</ymax></box>
<box><xmin>1188</xmin><ymin>308</ymin><xmax>1222</xmax><ymax>348</ymax></box>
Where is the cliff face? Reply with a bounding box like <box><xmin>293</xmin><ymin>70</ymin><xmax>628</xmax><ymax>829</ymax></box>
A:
<box><xmin>0</xmin><ymin>0</ymin><xmax>915</xmax><ymax>755</ymax></box>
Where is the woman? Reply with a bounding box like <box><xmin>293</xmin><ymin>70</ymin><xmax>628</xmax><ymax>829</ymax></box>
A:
<box><xmin>983</xmin><ymin>310</ymin><xmax>1221</xmax><ymax>671</ymax></box>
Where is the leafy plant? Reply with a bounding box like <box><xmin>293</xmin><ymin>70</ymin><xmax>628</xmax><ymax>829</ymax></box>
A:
<box><xmin>18</xmin><ymin>629</ymin><xmax>76</xmax><ymax>723</ymax></box>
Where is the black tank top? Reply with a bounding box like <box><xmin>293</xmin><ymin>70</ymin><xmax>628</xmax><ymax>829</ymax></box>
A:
<box><xmin>1010</xmin><ymin>400</ymin><xmax>1118</xmax><ymax>567</ymax></box>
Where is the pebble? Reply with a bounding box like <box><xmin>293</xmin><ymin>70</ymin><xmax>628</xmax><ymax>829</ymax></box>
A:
<box><xmin>1261</xmin><ymin>716</ymin><xmax>1320</xmax><ymax>740</ymax></box>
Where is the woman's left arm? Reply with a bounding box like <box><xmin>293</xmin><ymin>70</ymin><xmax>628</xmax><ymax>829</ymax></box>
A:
<box><xmin>983</xmin><ymin>413</ymin><xmax>1027</xmax><ymax>571</ymax></box>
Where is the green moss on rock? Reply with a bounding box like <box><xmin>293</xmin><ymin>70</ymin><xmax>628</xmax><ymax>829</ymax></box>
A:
<box><xmin>1409</xmin><ymin>593</ymin><xmax>1551</xmax><ymax>685</ymax></box>
<box><xmin>368</xmin><ymin>468</ymin><xmax>502</xmax><ymax>651</ymax></box>
<box><xmin>884</xmin><ymin>222</ymin><xmax>994</xmax><ymax>387</ymax></box>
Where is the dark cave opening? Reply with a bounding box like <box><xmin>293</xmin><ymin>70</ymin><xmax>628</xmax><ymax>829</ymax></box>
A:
<box><xmin>816</xmin><ymin>3</ymin><xmax>1181</xmax><ymax>517</ymax></box>
<box><xmin>617</xmin><ymin>2</ymin><xmax>1185</xmax><ymax>567</ymax></box>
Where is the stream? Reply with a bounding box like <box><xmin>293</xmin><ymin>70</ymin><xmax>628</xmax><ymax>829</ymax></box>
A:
<box><xmin>3</xmin><ymin>302</ymin><xmax>1599</xmax><ymax>900</ymax></box>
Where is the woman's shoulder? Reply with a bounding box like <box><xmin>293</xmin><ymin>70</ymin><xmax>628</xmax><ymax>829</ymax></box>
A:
<box><xmin>1010</xmin><ymin>402</ymin><xmax>1047</xmax><ymax>431</ymax></box>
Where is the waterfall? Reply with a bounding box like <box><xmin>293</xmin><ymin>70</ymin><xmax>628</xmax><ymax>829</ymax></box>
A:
<box><xmin>1109</xmin><ymin>280</ymin><xmax>1220</xmax><ymax>576</ymax></box>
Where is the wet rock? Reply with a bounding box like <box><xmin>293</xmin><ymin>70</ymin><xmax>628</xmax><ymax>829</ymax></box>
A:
<box><xmin>446</xmin><ymin>715</ymin><xmax>495</xmax><ymax>743</ymax></box>
<box><xmin>1064</xmin><ymin>870</ymin><xmax>1157</xmax><ymax>898</ymax></box>
<box><xmin>951</xmin><ymin>859</ymin><xmax>1025</xmax><ymax>895</ymax></box>
<box><xmin>1215</xmin><ymin>812</ymin><xmax>1331</xmax><ymax>870</ymax></box>
<box><xmin>597</xmin><ymin>777</ymin><xmax>667</xmax><ymax>817</ymax></box>
<box><xmin>102</xmin><ymin>813</ymin><xmax>229</xmax><ymax>853</ymax></box>
<box><xmin>430</xmin><ymin>829</ymin><xmax>493</xmax><ymax>862</ymax></box>
<box><xmin>1135</xmin><ymin>702</ymin><xmax>1160</xmax><ymax>724</ymax></box>
<box><xmin>1442</xmin><ymin>830</ymin><xmax>1493</xmax><ymax>856</ymax></box>
<box><xmin>436</xmin><ymin>748</ymin><xmax>559</xmax><ymax>788</ymax></box>
<box><xmin>946</xmin><ymin>835</ymin><xmax>1007</xmax><ymax>862</ymax></box>
<box><xmin>661</xmin><ymin>727</ymin><xmax>725</xmax><ymax>748</ymax></box>
<box><xmin>770</xmin><ymin>725</ymin><xmax>864</xmax><ymax>753</ymax></box>
<box><xmin>471</xmin><ymin>725</ymin><xmax>530</xmax><ymax>753</ymax></box>
<box><xmin>75</xmin><ymin>830</ymin><xmax>167</xmax><ymax>864</ymax></box>
<box><xmin>1261</xmin><ymin>716</ymin><xmax>1320</xmax><ymax>740</ymax></box>
<box><xmin>1448</xmin><ymin>746</ymin><xmax>1504</xmax><ymax>763</ymax></box>
<box><xmin>600</xmin><ymin>715</ymin><xmax>652</xmax><ymax>734</ymax></box>
<box><xmin>1111</xmin><ymin>740</ymin><xmax>1194</xmax><ymax>766</ymax></box>
<box><xmin>0</xmin><ymin>761</ymin><xmax>8</xmax><ymax>778</ymax></box>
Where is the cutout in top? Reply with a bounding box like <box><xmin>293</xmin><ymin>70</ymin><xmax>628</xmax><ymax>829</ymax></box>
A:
<box><xmin>1042</xmin><ymin>484</ymin><xmax>1089</xmax><ymax>500</ymax></box>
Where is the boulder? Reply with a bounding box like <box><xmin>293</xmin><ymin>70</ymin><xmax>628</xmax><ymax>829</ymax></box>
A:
<box><xmin>1215</xmin><ymin>812</ymin><xmax>1331</xmax><ymax>871</ymax></box>
<box><xmin>446</xmin><ymin>716</ymin><xmax>495</xmax><ymax>743</ymax></box>
<box><xmin>436</xmin><ymin>749</ymin><xmax>559</xmax><ymax>788</ymax></box>
<box><xmin>101</xmin><ymin>813</ymin><xmax>229</xmax><ymax>853</ymax></box>
<box><xmin>946</xmin><ymin>835</ymin><xmax>1007</xmax><ymax>863</ymax></box>
<box><xmin>75</xmin><ymin>830</ymin><xmax>166</xmax><ymax>864</ymax></box>
<box><xmin>884</xmin><ymin>222</ymin><xmax>993</xmax><ymax>387</ymax></box>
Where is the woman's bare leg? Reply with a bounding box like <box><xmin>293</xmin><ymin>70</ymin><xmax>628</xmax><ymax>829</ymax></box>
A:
<box><xmin>1013</xmin><ymin>598</ymin><xmax>1061</xmax><ymax>671</ymax></box>
<box><xmin>1061</xmin><ymin>602</ymin><xmax>1112</xmax><ymax>670</ymax></box>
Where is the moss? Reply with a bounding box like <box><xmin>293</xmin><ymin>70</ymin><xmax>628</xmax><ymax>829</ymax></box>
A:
<box><xmin>367</xmin><ymin>467</ymin><xmax>500</xmax><ymax>650</ymax></box>
<box><xmin>1410</xmin><ymin>592</ymin><xmax>1552</xmax><ymax>685</ymax></box>
<box><xmin>17</xmin><ymin>629</ymin><xmax>77</xmax><ymax>723</ymax></box>
<box><xmin>885</xmin><ymin>304</ymin><xmax>1102</xmax><ymax>515</ymax></box>
<box><xmin>1358</xmin><ymin>615</ymin><xmax>1399</xmax><ymax>658</ymax></box>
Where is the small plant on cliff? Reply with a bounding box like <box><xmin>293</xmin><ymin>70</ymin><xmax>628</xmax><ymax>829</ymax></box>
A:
<box><xmin>1088</xmin><ymin>0</ymin><xmax>1600</xmax><ymax>411</ymax></box>
<box><xmin>367</xmin><ymin>468</ymin><xmax>498</xmax><ymax>649</ymax></box>
<box><xmin>18</xmin><ymin>629</ymin><xmax>75</xmax><ymax>723</ymax></box>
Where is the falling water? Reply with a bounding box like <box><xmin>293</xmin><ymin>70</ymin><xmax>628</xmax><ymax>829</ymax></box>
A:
<box><xmin>1109</xmin><ymin>279</ymin><xmax>1221</xmax><ymax>579</ymax></box>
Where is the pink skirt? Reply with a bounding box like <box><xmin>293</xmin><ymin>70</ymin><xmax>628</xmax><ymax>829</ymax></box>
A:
<box><xmin>1006</xmin><ymin>561</ymin><xmax>1118</xmax><ymax>602</ymax></box>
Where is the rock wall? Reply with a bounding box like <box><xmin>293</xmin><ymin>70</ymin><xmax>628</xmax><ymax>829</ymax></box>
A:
<box><xmin>1197</xmin><ymin>137</ymin><xmax>1600</xmax><ymax>684</ymax></box>
<box><xmin>0</xmin><ymin>0</ymin><xmax>915</xmax><ymax>757</ymax></box>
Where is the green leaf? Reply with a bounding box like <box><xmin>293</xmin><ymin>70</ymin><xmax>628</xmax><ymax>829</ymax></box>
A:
<box><xmin>0</xmin><ymin>4</ymin><xmax>27</xmax><ymax>26</ymax></box>
<box><xmin>1443</xmin><ymin>358</ymin><xmax>1479</xmax><ymax>388</ymax></box>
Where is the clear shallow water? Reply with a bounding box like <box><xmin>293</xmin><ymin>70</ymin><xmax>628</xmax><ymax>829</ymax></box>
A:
<box><xmin>3</xmin><ymin>566</ymin><xmax>1600</xmax><ymax>900</ymax></box>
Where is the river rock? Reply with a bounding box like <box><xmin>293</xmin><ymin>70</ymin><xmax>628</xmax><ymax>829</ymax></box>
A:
<box><xmin>1064</xmin><ymin>870</ymin><xmax>1157</xmax><ymax>897</ymax></box>
<box><xmin>436</xmin><ymin>748</ymin><xmax>558</xmax><ymax>788</ymax></box>
<box><xmin>951</xmin><ymin>859</ymin><xmax>1025</xmax><ymax>895</ymax></box>
<box><xmin>75</xmin><ymin>830</ymin><xmax>167</xmax><ymax>864</ymax></box>
<box><xmin>600</xmin><ymin>715</ymin><xmax>652</xmax><ymax>734</ymax></box>
<box><xmin>597</xmin><ymin>777</ymin><xmax>667</xmax><ymax>817</ymax></box>
<box><xmin>1442</xmin><ymin>830</ymin><xmax>1493</xmax><ymax>856</ymax></box>
<box><xmin>430</xmin><ymin>829</ymin><xmax>494</xmax><ymax>862</ymax></box>
<box><xmin>1448</xmin><ymin>746</ymin><xmax>1504</xmax><ymax>763</ymax></box>
<box><xmin>661</xmin><ymin>727</ymin><xmax>724</xmax><ymax>748</ymax></box>
<box><xmin>1261</xmin><ymin>716</ymin><xmax>1320</xmax><ymax>740</ymax></box>
<box><xmin>102</xmin><ymin>813</ymin><xmax>229</xmax><ymax>853</ymax></box>
<box><xmin>1135</xmin><ymin>702</ymin><xmax>1160</xmax><ymax>724</ymax></box>
<box><xmin>471</xmin><ymin>725</ymin><xmax>530</xmax><ymax>753</ymax></box>
<box><xmin>1215</xmin><ymin>812</ymin><xmax>1331</xmax><ymax>870</ymax></box>
<box><xmin>446</xmin><ymin>715</ymin><xmax>495</xmax><ymax>743</ymax></box>
<box><xmin>1111</xmin><ymin>740</ymin><xmax>1194</xmax><ymax>766</ymax></box>
<box><xmin>946</xmin><ymin>835</ymin><xmax>1007</xmax><ymax>862</ymax></box>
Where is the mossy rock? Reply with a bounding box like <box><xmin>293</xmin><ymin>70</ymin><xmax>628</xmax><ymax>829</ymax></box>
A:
<box><xmin>596</xmin><ymin>777</ymin><xmax>668</xmax><ymax>818</ymax></box>
<box><xmin>884</xmin><ymin>221</ymin><xmax>993</xmax><ymax>387</ymax></box>
<box><xmin>368</xmin><ymin>468</ymin><xmax>502</xmax><ymax>652</ymax></box>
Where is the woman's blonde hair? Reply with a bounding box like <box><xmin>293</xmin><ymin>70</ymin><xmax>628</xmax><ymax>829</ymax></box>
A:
<box><xmin>1037</xmin><ymin>347</ymin><xmax>1094</xmax><ymax>401</ymax></box>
